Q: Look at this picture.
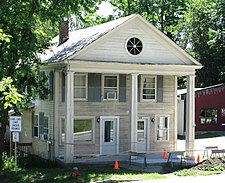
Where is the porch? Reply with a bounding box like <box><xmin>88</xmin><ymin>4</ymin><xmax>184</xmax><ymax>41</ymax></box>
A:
<box><xmin>56</xmin><ymin>151</ymin><xmax>196</xmax><ymax>168</ymax></box>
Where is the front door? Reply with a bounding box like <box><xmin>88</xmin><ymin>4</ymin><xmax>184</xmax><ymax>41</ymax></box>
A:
<box><xmin>100</xmin><ymin>116</ymin><xmax>119</xmax><ymax>155</ymax></box>
<box><xmin>137</xmin><ymin>118</ymin><xmax>149</xmax><ymax>153</ymax></box>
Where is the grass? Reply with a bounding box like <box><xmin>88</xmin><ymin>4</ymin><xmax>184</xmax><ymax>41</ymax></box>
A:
<box><xmin>0</xmin><ymin>154</ymin><xmax>166</xmax><ymax>183</ymax></box>
<box><xmin>174</xmin><ymin>168</ymin><xmax>223</xmax><ymax>176</ymax></box>
<box><xmin>0</xmin><ymin>167</ymin><xmax>166</xmax><ymax>183</ymax></box>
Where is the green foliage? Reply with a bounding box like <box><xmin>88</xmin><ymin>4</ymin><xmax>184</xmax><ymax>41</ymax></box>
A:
<box><xmin>174</xmin><ymin>168</ymin><xmax>223</xmax><ymax>176</ymax></box>
<box><xmin>0</xmin><ymin>77</ymin><xmax>23</xmax><ymax>109</ymax></box>
<box><xmin>1</xmin><ymin>152</ymin><xmax>16</xmax><ymax>172</ymax></box>
<box><xmin>181</xmin><ymin>0</ymin><xmax>225</xmax><ymax>87</ymax></box>
<box><xmin>0</xmin><ymin>0</ymin><xmax>101</xmax><ymax>113</ymax></box>
<box><xmin>109</xmin><ymin>0</ymin><xmax>189</xmax><ymax>41</ymax></box>
<box><xmin>174</xmin><ymin>168</ymin><xmax>222</xmax><ymax>176</ymax></box>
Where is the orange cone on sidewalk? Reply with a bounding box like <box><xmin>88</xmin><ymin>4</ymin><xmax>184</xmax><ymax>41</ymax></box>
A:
<box><xmin>114</xmin><ymin>160</ymin><xmax>119</xmax><ymax>170</ymax></box>
<box><xmin>196</xmin><ymin>154</ymin><xmax>200</xmax><ymax>163</ymax></box>
<box><xmin>163</xmin><ymin>149</ymin><xmax>167</xmax><ymax>159</ymax></box>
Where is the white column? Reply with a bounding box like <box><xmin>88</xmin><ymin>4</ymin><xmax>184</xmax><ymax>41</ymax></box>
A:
<box><xmin>130</xmin><ymin>73</ymin><xmax>138</xmax><ymax>152</ymax></box>
<box><xmin>174</xmin><ymin>76</ymin><xmax>178</xmax><ymax>150</ymax></box>
<box><xmin>185</xmin><ymin>75</ymin><xmax>195</xmax><ymax>156</ymax></box>
<box><xmin>54</xmin><ymin>70</ymin><xmax>60</xmax><ymax>159</ymax></box>
<box><xmin>64</xmin><ymin>71</ymin><xmax>74</xmax><ymax>163</ymax></box>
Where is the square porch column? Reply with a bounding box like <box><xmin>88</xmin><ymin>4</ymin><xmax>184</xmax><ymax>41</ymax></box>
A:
<box><xmin>54</xmin><ymin>70</ymin><xmax>60</xmax><ymax>159</ymax></box>
<box><xmin>185</xmin><ymin>75</ymin><xmax>195</xmax><ymax>156</ymax></box>
<box><xmin>64</xmin><ymin>70</ymin><xmax>74</xmax><ymax>163</ymax></box>
<box><xmin>129</xmin><ymin>73</ymin><xmax>139</xmax><ymax>152</ymax></box>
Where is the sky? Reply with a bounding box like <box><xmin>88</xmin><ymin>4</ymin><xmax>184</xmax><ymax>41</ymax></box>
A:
<box><xmin>97</xmin><ymin>1</ymin><xmax>122</xmax><ymax>17</ymax></box>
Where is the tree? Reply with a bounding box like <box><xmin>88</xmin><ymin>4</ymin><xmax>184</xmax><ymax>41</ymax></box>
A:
<box><xmin>182</xmin><ymin>0</ymin><xmax>225</xmax><ymax>87</ymax></box>
<box><xmin>0</xmin><ymin>0</ymin><xmax>101</xmax><ymax>163</ymax></box>
<box><xmin>0</xmin><ymin>77</ymin><xmax>23</xmax><ymax>164</ymax></box>
<box><xmin>109</xmin><ymin>0</ymin><xmax>188</xmax><ymax>42</ymax></box>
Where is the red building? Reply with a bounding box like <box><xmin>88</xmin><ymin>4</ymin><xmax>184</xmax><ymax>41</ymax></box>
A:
<box><xmin>178</xmin><ymin>84</ymin><xmax>225</xmax><ymax>135</ymax></box>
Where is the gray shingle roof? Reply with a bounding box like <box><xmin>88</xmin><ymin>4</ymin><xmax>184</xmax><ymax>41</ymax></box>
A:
<box><xmin>41</xmin><ymin>14</ymin><xmax>136</xmax><ymax>63</ymax></box>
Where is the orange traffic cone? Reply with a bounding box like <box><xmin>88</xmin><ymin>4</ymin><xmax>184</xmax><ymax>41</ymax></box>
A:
<box><xmin>163</xmin><ymin>149</ymin><xmax>167</xmax><ymax>159</ymax></box>
<box><xmin>114</xmin><ymin>160</ymin><xmax>119</xmax><ymax>170</ymax></box>
<box><xmin>196</xmin><ymin>154</ymin><xmax>200</xmax><ymax>163</ymax></box>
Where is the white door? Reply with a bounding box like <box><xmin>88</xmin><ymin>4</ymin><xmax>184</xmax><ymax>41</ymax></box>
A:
<box><xmin>137</xmin><ymin>118</ymin><xmax>149</xmax><ymax>153</ymax></box>
<box><xmin>100</xmin><ymin>116</ymin><xmax>119</xmax><ymax>155</ymax></box>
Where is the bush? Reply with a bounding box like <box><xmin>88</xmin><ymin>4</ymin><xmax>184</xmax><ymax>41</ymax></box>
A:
<box><xmin>1</xmin><ymin>152</ymin><xmax>16</xmax><ymax>172</ymax></box>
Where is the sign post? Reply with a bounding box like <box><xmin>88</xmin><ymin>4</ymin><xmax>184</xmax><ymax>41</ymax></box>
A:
<box><xmin>10</xmin><ymin>116</ymin><xmax>21</xmax><ymax>175</ymax></box>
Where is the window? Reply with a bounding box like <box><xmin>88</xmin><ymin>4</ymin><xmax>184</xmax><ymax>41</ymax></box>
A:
<box><xmin>60</xmin><ymin>118</ymin><xmax>65</xmax><ymax>143</ymax></box>
<box><xmin>126</xmin><ymin>37</ymin><xmax>143</xmax><ymax>56</ymax></box>
<box><xmin>156</xmin><ymin>116</ymin><xmax>169</xmax><ymax>141</ymax></box>
<box><xmin>103</xmin><ymin>75</ymin><xmax>118</xmax><ymax>100</ymax></box>
<box><xmin>104</xmin><ymin>120</ymin><xmax>114</xmax><ymax>142</ymax></box>
<box><xmin>141</xmin><ymin>76</ymin><xmax>156</xmax><ymax>100</ymax></box>
<box><xmin>43</xmin><ymin>116</ymin><xmax>49</xmax><ymax>140</ymax></box>
<box><xmin>200</xmin><ymin>109</ymin><xmax>218</xmax><ymax>124</ymax></box>
<box><xmin>32</xmin><ymin>112</ymin><xmax>49</xmax><ymax>140</ymax></box>
<box><xmin>33</xmin><ymin>114</ymin><xmax>39</xmax><ymax>137</ymax></box>
<box><xmin>137</xmin><ymin>120</ymin><xmax>145</xmax><ymax>142</ymax></box>
<box><xmin>74</xmin><ymin>118</ymin><xmax>93</xmax><ymax>142</ymax></box>
<box><xmin>74</xmin><ymin>74</ymin><xmax>87</xmax><ymax>100</ymax></box>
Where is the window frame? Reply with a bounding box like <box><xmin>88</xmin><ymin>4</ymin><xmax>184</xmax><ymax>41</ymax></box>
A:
<box><xmin>102</xmin><ymin>74</ymin><xmax>119</xmax><ymax>101</ymax></box>
<box><xmin>59</xmin><ymin>117</ymin><xmax>65</xmax><ymax>144</ymax></box>
<box><xmin>74</xmin><ymin>73</ymin><xmax>88</xmax><ymax>101</ymax></box>
<box><xmin>125</xmin><ymin>36</ymin><xmax>144</xmax><ymax>57</ymax></box>
<box><xmin>33</xmin><ymin>114</ymin><xmax>39</xmax><ymax>138</ymax></box>
<box><xmin>200</xmin><ymin>108</ymin><xmax>218</xmax><ymax>125</ymax></box>
<box><xmin>73</xmin><ymin>116</ymin><xmax>95</xmax><ymax>144</ymax></box>
<box><xmin>155</xmin><ymin>115</ymin><xmax>169</xmax><ymax>141</ymax></box>
<box><xmin>141</xmin><ymin>75</ymin><xmax>157</xmax><ymax>101</ymax></box>
<box><xmin>43</xmin><ymin>115</ymin><xmax>50</xmax><ymax>140</ymax></box>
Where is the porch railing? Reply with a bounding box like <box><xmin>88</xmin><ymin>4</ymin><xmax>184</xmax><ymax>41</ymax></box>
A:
<box><xmin>17</xmin><ymin>143</ymin><xmax>32</xmax><ymax>157</ymax></box>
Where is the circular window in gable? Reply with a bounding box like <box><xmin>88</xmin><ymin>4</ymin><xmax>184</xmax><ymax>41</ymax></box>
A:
<box><xmin>126</xmin><ymin>37</ymin><xmax>143</xmax><ymax>56</ymax></box>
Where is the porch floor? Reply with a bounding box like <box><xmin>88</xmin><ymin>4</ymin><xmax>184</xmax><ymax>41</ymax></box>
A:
<box><xmin>57</xmin><ymin>152</ymin><xmax>196</xmax><ymax>169</ymax></box>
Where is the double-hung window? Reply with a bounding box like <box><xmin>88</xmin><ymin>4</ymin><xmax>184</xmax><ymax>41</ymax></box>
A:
<box><xmin>43</xmin><ymin>116</ymin><xmax>49</xmax><ymax>140</ymax></box>
<box><xmin>60</xmin><ymin>118</ymin><xmax>65</xmax><ymax>143</ymax></box>
<box><xmin>141</xmin><ymin>76</ymin><xmax>156</xmax><ymax>101</ymax></box>
<box><xmin>74</xmin><ymin>74</ymin><xmax>87</xmax><ymax>100</ymax></box>
<box><xmin>33</xmin><ymin>114</ymin><xmax>39</xmax><ymax>137</ymax></box>
<box><xmin>103</xmin><ymin>75</ymin><xmax>118</xmax><ymax>100</ymax></box>
<box><xmin>156</xmin><ymin>115</ymin><xmax>169</xmax><ymax>141</ymax></box>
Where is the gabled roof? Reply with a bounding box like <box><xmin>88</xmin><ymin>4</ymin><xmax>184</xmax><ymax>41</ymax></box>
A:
<box><xmin>41</xmin><ymin>14</ymin><xmax>202</xmax><ymax>68</ymax></box>
<box><xmin>41</xmin><ymin>14</ymin><xmax>136</xmax><ymax>63</ymax></box>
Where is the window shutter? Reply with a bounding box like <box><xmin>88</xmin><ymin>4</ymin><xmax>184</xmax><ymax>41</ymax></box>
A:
<box><xmin>49</xmin><ymin>71</ymin><xmax>54</xmax><ymax>100</ymax></box>
<box><xmin>119</xmin><ymin>74</ymin><xmax>126</xmax><ymax>102</ymax></box>
<box><xmin>88</xmin><ymin>73</ymin><xmax>101</xmax><ymax>102</ymax></box>
<box><xmin>32</xmin><ymin>111</ymin><xmax>34</xmax><ymax>137</ymax></box>
<box><xmin>61</xmin><ymin>72</ymin><xmax>65</xmax><ymax>102</ymax></box>
<box><xmin>39</xmin><ymin>112</ymin><xmax>44</xmax><ymax>139</ymax></box>
<box><xmin>157</xmin><ymin>75</ymin><xmax>163</xmax><ymax>103</ymax></box>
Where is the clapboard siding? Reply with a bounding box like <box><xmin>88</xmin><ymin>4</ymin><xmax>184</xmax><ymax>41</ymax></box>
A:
<box><xmin>76</xmin><ymin>20</ymin><xmax>189</xmax><ymax>65</ymax></box>
<box><xmin>70</xmin><ymin>75</ymin><xmax>176</xmax><ymax>154</ymax></box>
<box><xmin>24</xmin><ymin>74</ymin><xmax>176</xmax><ymax>158</ymax></box>
<box><xmin>31</xmin><ymin>100</ymin><xmax>55</xmax><ymax>160</ymax></box>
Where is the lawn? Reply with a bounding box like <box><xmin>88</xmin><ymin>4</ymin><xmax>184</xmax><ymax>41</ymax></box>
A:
<box><xmin>0</xmin><ymin>154</ymin><xmax>166</xmax><ymax>183</ymax></box>
<box><xmin>0</xmin><ymin>166</ymin><xmax>166</xmax><ymax>183</ymax></box>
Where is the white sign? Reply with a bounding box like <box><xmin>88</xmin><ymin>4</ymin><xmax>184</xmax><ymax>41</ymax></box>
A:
<box><xmin>12</xmin><ymin>132</ymin><xmax>19</xmax><ymax>142</ymax></box>
<box><xmin>10</xmin><ymin>116</ymin><xmax>22</xmax><ymax>132</ymax></box>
